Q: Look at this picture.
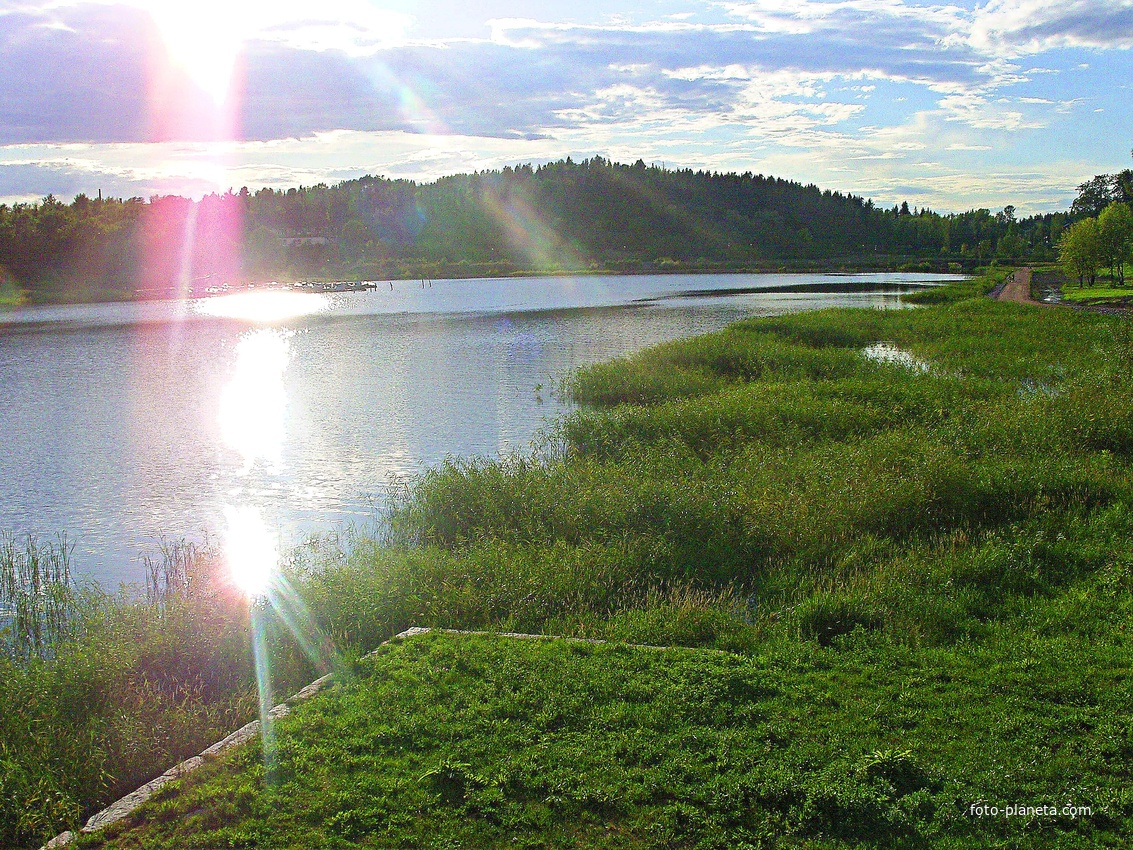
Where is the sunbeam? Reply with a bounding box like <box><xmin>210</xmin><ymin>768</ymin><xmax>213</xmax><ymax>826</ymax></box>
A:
<box><xmin>250</xmin><ymin>601</ymin><xmax>277</xmax><ymax>771</ymax></box>
<box><xmin>149</xmin><ymin>2</ymin><xmax>244</xmax><ymax>107</ymax></box>
<box><xmin>481</xmin><ymin>183</ymin><xmax>591</xmax><ymax>272</ymax></box>
<box><xmin>368</xmin><ymin>63</ymin><xmax>451</xmax><ymax>136</ymax></box>
<box><xmin>265</xmin><ymin>573</ymin><xmax>337</xmax><ymax>672</ymax></box>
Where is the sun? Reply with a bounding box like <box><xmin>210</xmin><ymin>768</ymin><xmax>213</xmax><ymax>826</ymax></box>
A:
<box><xmin>146</xmin><ymin>1</ymin><xmax>248</xmax><ymax>105</ymax></box>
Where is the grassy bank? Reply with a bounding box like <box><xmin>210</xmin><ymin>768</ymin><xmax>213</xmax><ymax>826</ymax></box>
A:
<box><xmin>0</xmin><ymin>538</ymin><xmax>322</xmax><ymax>848</ymax></box>
<box><xmin>8</xmin><ymin>271</ymin><xmax>1133</xmax><ymax>847</ymax></box>
<box><xmin>73</xmin><ymin>630</ymin><xmax>1126</xmax><ymax>849</ymax></box>
<box><xmin>1054</xmin><ymin>262</ymin><xmax>1133</xmax><ymax>306</ymax></box>
<box><xmin>1060</xmin><ymin>284</ymin><xmax>1133</xmax><ymax>306</ymax></box>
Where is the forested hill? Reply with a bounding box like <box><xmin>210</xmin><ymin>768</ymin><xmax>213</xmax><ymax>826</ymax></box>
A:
<box><xmin>0</xmin><ymin>157</ymin><xmax>1071</xmax><ymax>303</ymax></box>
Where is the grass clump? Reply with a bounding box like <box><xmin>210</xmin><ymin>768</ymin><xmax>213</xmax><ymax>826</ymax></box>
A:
<box><xmin>901</xmin><ymin>270</ymin><xmax>1001</xmax><ymax>305</ymax></box>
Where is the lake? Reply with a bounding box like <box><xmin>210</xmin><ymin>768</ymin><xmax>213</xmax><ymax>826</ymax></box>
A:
<box><xmin>0</xmin><ymin>272</ymin><xmax>953</xmax><ymax>586</ymax></box>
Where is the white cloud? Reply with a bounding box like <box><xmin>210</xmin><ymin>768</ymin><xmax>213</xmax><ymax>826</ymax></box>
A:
<box><xmin>17</xmin><ymin>0</ymin><xmax>416</xmax><ymax>55</ymax></box>
<box><xmin>969</xmin><ymin>0</ymin><xmax>1133</xmax><ymax>55</ymax></box>
<box><xmin>487</xmin><ymin>13</ymin><xmax>757</xmax><ymax>48</ymax></box>
<box><xmin>937</xmin><ymin>93</ymin><xmax>1045</xmax><ymax>130</ymax></box>
<box><xmin>721</xmin><ymin>0</ymin><xmax>968</xmax><ymax>35</ymax></box>
<box><xmin>0</xmin><ymin>130</ymin><xmax>575</xmax><ymax>203</ymax></box>
<box><xmin>2</xmin><ymin>0</ymin><xmax>1130</xmax><ymax>214</ymax></box>
<box><xmin>550</xmin><ymin>66</ymin><xmax>867</xmax><ymax>149</ymax></box>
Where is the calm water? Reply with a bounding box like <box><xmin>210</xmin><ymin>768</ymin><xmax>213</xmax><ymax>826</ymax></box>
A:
<box><xmin>0</xmin><ymin>272</ymin><xmax>951</xmax><ymax>585</ymax></box>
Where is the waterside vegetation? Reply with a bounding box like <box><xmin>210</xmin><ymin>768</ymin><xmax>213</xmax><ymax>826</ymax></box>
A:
<box><xmin>0</xmin><ymin>158</ymin><xmax>1100</xmax><ymax>305</ymax></box>
<box><xmin>6</xmin><ymin>270</ymin><xmax>1133</xmax><ymax>847</ymax></box>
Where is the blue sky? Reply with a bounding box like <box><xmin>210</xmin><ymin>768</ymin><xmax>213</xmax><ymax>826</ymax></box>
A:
<box><xmin>0</xmin><ymin>0</ymin><xmax>1130</xmax><ymax>213</ymax></box>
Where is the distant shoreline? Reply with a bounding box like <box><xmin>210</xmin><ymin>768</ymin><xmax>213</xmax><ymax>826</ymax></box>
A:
<box><xmin>6</xmin><ymin>258</ymin><xmax>973</xmax><ymax>310</ymax></box>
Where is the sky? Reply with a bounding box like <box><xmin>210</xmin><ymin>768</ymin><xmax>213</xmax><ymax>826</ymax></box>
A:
<box><xmin>0</xmin><ymin>0</ymin><xmax>1130</xmax><ymax>214</ymax></box>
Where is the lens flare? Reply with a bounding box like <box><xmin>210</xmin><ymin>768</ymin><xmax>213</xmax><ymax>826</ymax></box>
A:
<box><xmin>223</xmin><ymin>504</ymin><xmax>278</xmax><ymax>596</ymax></box>
<box><xmin>482</xmin><ymin>186</ymin><xmax>590</xmax><ymax>272</ymax></box>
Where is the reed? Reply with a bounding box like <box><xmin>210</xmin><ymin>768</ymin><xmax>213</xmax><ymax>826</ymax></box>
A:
<box><xmin>0</xmin><ymin>532</ymin><xmax>75</xmax><ymax>659</ymax></box>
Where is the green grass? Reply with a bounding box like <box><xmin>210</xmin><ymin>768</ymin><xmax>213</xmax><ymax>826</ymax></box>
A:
<box><xmin>78</xmin><ymin>631</ymin><xmax>1130</xmax><ymax>849</ymax></box>
<box><xmin>900</xmin><ymin>268</ymin><xmax>1002</xmax><ymax>305</ymax></box>
<box><xmin>1060</xmin><ymin>285</ymin><xmax>1133</xmax><ymax>304</ymax></box>
<box><xmin>10</xmin><ymin>271</ymin><xmax>1133</xmax><ymax>847</ymax></box>
<box><xmin>0</xmin><ymin>540</ymin><xmax>319</xmax><ymax>849</ymax></box>
<box><xmin>0</xmin><ymin>276</ymin><xmax>27</xmax><ymax>308</ymax></box>
<box><xmin>1055</xmin><ymin>261</ymin><xmax>1133</xmax><ymax>304</ymax></box>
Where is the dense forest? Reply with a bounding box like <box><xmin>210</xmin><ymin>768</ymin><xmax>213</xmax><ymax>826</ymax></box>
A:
<box><xmin>0</xmin><ymin>157</ymin><xmax>1124</xmax><ymax>303</ymax></box>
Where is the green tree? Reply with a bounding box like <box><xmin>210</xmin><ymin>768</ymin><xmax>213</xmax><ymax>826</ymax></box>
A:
<box><xmin>1059</xmin><ymin>217</ymin><xmax>1102</xmax><ymax>287</ymax></box>
<box><xmin>1072</xmin><ymin>174</ymin><xmax>1120</xmax><ymax>217</ymax></box>
<box><xmin>1097</xmin><ymin>202</ymin><xmax>1133</xmax><ymax>285</ymax></box>
<box><xmin>340</xmin><ymin>218</ymin><xmax>373</xmax><ymax>258</ymax></box>
<box><xmin>996</xmin><ymin>221</ymin><xmax>1025</xmax><ymax>261</ymax></box>
<box><xmin>244</xmin><ymin>225</ymin><xmax>283</xmax><ymax>277</ymax></box>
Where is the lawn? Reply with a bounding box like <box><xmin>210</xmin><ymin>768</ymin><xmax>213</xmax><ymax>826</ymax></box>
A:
<box><xmin>76</xmin><ymin>630</ymin><xmax>1129</xmax><ymax>849</ymax></box>
<box><xmin>1059</xmin><ymin>284</ymin><xmax>1133</xmax><ymax>304</ymax></box>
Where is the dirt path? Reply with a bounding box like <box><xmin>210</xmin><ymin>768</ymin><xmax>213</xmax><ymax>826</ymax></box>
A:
<box><xmin>994</xmin><ymin>266</ymin><xmax>1038</xmax><ymax>304</ymax></box>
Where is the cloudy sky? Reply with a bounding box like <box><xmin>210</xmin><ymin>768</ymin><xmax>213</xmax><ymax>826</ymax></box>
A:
<box><xmin>1</xmin><ymin>0</ymin><xmax>1130</xmax><ymax>213</ymax></box>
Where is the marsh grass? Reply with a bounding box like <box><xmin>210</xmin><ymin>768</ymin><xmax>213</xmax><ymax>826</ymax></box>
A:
<box><xmin>143</xmin><ymin>536</ymin><xmax>207</xmax><ymax>609</ymax></box>
<box><xmin>901</xmin><ymin>268</ymin><xmax>1002</xmax><ymax>304</ymax></box>
<box><xmin>369</xmin><ymin>279</ymin><xmax>1132</xmax><ymax>655</ymax></box>
<box><xmin>0</xmin><ymin>539</ymin><xmax>317</xmax><ymax>849</ymax></box>
<box><xmin>0</xmin><ymin>533</ymin><xmax>75</xmax><ymax>659</ymax></box>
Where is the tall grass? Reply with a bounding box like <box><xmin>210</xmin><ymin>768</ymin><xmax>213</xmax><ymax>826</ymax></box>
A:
<box><xmin>1</xmin><ymin>533</ymin><xmax>75</xmax><ymax>659</ymax></box>
<box><xmin>0</xmin><ymin>539</ymin><xmax>315</xmax><ymax>849</ymax></box>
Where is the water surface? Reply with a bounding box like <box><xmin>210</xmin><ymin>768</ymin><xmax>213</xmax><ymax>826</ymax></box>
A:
<box><xmin>0</xmin><ymin>272</ymin><xmax>951</xmax><ymax>585</ymax></box>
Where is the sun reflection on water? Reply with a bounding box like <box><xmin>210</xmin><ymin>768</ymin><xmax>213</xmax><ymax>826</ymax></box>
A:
<box><xmin>219</xmin><ymin>328</ymin><xmax>290</xmax><ymax>473</ymax></box>
<box><xmin>194</xmin><ymin>290</ymin><xmax>330</xmax><ymax>323</ymax></box>
<box><xmin>213</xmin><ymin>313</ymin><xmax>339</xmax><ymax>766</ymax></box>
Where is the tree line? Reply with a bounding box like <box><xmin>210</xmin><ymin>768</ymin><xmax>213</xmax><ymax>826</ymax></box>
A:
<box><xmin>0</xmin><ymin>156</ymin><xmax>1120</xmax><ymax>303</ymax></box>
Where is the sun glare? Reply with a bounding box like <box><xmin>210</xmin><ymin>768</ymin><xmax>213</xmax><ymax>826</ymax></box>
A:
<box><xmin>140</xmin><ymin>0</ymin><xmax>416</xmax><ymax>106</ymax></box>
<box><xmin>218</xmin><ymin>328</ymin><xmax>290</xmax><ymax>473</ymax></box>
<box><xmin>194</xmin><ymin>291</ymin><xmax>331</xmax><ymax>323</ymax></box>
<box><xmin>147</xmin><ymin>2</ymin><xmax>245</xmax><ymax>105</ymax></box>
<box><xmin>224</xmin><ymin>504</ymin><xmax>278</xmax><ymax>596</ymax></box>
